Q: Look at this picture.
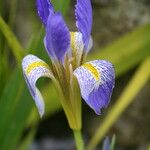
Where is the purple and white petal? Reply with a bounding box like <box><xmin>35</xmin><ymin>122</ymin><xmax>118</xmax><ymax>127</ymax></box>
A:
<box><xmin>74</xmin><ymin>60</ymin><xmax>115</xmax><ymax>114</ymax></box>
<box><xmin>44</xmin><ymin>12</ymin><xmax>70</xmax><ymax>62</ymax></box>
<box><xmin>70</xmin><ymin>32</ymin><xmax>84</xmax><ymax>65</ymax></box>
<box><xmin>22</xmin><ymin>54</ymin><xmax>53</xmax><ymax>117</ymax></box>
<box><xmin>75</xmin><ymin>0</ymin><xmax>92</xmax><ymax>50</ymax></box>
<box><xmin>70</xmin><ymin>32</ymin><xmax>93</xmax><ymax>64</ymax></box>
<box><xmin>36</xmin><ymin>0</ymin><xmax>54</xmax><ymax>26</ymax></box>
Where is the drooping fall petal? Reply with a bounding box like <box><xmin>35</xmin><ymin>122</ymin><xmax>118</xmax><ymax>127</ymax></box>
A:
<box><xmin>74</xmin><ymin>60</ymin><xmax>115</xmax><ymax>114</ymax></box>
<box><xmin>22</xmin><ymin>54</ymin><xmax>53</xmax><ymax>117</ymax></box>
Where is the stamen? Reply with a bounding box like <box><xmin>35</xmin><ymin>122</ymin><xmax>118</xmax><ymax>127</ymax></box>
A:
<box><xmin>70</xmin><ymin>32</ymin><xmax>76</xmax><ymax>55</ymax></box>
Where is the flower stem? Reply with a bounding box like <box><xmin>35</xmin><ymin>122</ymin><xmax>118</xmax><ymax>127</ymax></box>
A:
<box><xmin>73</xmin><ymin>130</ymin><xmax>85</xmax><ymax>150</ymax></box>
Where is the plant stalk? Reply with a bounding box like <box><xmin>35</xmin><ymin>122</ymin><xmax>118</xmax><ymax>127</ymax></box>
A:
<box><xmin>73</xmin><ymin>130</ymin><xmax>85</xmax><ymax>150</ymax></box>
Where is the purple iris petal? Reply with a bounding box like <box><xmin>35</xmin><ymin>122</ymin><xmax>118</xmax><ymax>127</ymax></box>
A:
<box><xmin>74</xmin><ymin>60</ymin><xmax>115</xmax><ymax>115</ymax></box>
<box><xmin>36</xmin><ymin>0</ymin><xmax>54</xmax><ymax>26</ymax></box>
<box><xmin>22</xmin><ymin>55</ymin><xmax>53</xmax><ymax>117</ymax></box>
<box><xmin>75</xmin><ymin>0</ymin><xmax>92</xmax><ymax>49</ymax></box>
<box><xmin>88</xmin><ymin>77</ymin><xmax>114</xmax><ymax>114</ymax></box>
<box><xmin>44</xmin><ymin>11</ymin><xmax>70</xmax><ymax>62</ymax></box>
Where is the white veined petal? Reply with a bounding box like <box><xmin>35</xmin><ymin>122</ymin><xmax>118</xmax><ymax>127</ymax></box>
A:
<box><xmin>70</xmin><ymin>32</ymin><xmax>84</xmax><ymax>65</ymax></box>
<box><xmin>70</xmin><ymin>32</ymin><xmax>93</xmax><ymax>65</ymax></box>
<box><xmin>22</xmin><ymin>54</ymin><xmax>53</xmax><ymax>117</ymax></box>
<box><xmin>74</xmin><ymin>60</ymin><xmax>115</xmax><ymax>114</ymax></box>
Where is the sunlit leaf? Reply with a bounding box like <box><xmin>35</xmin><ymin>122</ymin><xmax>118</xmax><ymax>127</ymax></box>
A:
<box><xmin>88</xmin><ymin>24</ymin><xmax>150</xmax><ymax>76</ymax></box>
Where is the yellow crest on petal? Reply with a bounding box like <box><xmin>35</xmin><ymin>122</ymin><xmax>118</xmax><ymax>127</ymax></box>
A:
<box><xmin>26</xmin><ymin>61</ymin><xmax>50</xmax><ymax>75</ymax></box>
<box><xmin>70</xmin><ymin>32</ymin><xmax>76</xmax><ymax>55</ymax></box>
<box><xmin>83</xmin><ymin>63</ymin><xmax>100</xmax><ymax>81</ymax></box>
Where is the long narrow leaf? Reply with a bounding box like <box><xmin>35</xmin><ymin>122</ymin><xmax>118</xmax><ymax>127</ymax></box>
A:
<box><xmin>88</xmin><ymin>24</ymin><xmax>150</xmax><ymax>76</ymax></box>
<box><xmin>0</xmin><ymin>70</ymin><xmax>33</xmax><ymax>150</ymax></box>
<box><xmin>0</xmin><ymin>16</ymin><xmax>24</xmax><ymax>63</ymax></box>
<box><xmin>18</xmin><ymin>127</ymin><xmax>37</xmax><ymax>150</ymax></box>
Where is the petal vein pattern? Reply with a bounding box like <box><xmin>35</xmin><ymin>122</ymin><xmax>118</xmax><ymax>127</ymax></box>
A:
<box><xmin>75</xmin><ymin>0</ymin><xmax>92</xmax><ymax>49</ymax></box>
<box><xmin>36</xmin><ymin>0</ymin><xmax>54</xmax><ymax>26</ymax></box>
<box><xmin>74</xmin><ymin>60</ymin><xmax>115</xmax><ymax>114</ymax></box>
<box><xmin>70</xmin><ymin>32</ymin><xmax>93</xmax><ymax>66</ymax></box>
<box><xmin>83</xmin><ymin>63</ymin><xmax>100</xmax><ymax>80</ymax></box>
<box><xmin>45</xmin><ymin>12</ymin><xmax>70</xmax><ymax>62</ymax></box>
<box><xmin>22</xmin><ymin>55</ymin><xmax>53</xmax><ymax>117</ymax></box>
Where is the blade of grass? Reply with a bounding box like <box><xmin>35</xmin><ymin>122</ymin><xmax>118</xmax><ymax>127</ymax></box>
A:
<box><xmin>0</xmin><ymin>52</ymin><xmax>9</xmax><ymax>96</ymax></box>
<box><xmin>0</xmin><ymin>0</ymin><xmax>5</xmax><ymax>50</ymax></box>
<box><xmin>0</xmin><ymin>81</ymin><xmax>33</xmax><ymax>150</ymax></box>
<box><xmin>0</xmin><ymin>70</ymin><xmax>28</xmax><ymax>142</ymax></box>
<box><xmin>87</xmin><ymin>57</ymin><xmax>150</xmax><ymax>150</ymax></box>
<box><xmin>110</xmin><ymin>135</ymin><xmax>116</xmax><ymax>150</ymax></box>
<box><xmin>88</xmin><ymin>24</ymin><xmax>150</xmax><ymax>76</ymax></box>
<box><xmin>0</xmin><ymin>16</ymin><xmax>24</xmax><ymax>63</ymax></box>
<box><xmin>18</xmin><ymin>127</ymin><xmax>37</xmax><ymax>150</ymax></box>
<box><xmin>8</xmin><ymin>0</ymin><xmax>18</xmax><ymax>28</ymax></box>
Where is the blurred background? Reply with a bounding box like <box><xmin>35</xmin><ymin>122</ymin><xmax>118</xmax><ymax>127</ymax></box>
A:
<box><xmin>0</xmin><ymin>0</ymin><xmax>150</xmax><ymax>150</ymax></box>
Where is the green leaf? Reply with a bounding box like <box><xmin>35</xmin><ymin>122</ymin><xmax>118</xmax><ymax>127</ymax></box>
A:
<box><xmin>0</xmin><ymin>51</ymin><xmax>9</xmax><ymax>96</ymax></box>
<box><xmin>0</xmin><ymin>16</ymin><xmax>24</xmax><ymax>63</ymax></box>
<box><xmin>87</xmin><ymin>57</ymin><xmax>150</xmax><ymax>150</ymax></box>
<box><xmin>8</xmin><ymin>0</ymin><xmax>18</xmax><ymax>28</ymax></box>
<box><xmin>110</xmin><ymin>135</ymin><xmax>116</xmax><ymax>150</ymax></box>
<box><xmin>0</xmin><ymin>70</ymin><xmax>33</xmax><ymax>150</ymax></box>
<box><xmin>0</xmin><ymin>0</ymin><xmax>4</xmax><ymax>50</ymax></box>
<box><xmin>18</xmin><ymin>127</ymin><xmax>37</xmax><ymax>150</ymax></box>
<box><xmin>88</xmin><ymin>24</ymin><xmax>150</xmax><ymax>76</ymax></box>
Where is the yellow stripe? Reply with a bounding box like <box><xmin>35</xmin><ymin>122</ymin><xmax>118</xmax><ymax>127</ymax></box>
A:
<box><xmin>83</xmin><ymin>63</ymin><xmax>100</xmax><ymax>80</ymax></box>
<box><xmin>26</xmin><ymin>61</ymin><xmax>49</xmax><ymax>75</ymax></box>
<box><xmin>70</xmin><ymin>32</ymin><xmax>76</xmax><ymax>54</ymax></box>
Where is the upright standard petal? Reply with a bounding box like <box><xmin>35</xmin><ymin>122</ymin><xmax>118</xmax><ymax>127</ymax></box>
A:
<box><xmin>36</xmin><ymin>0</ymin><xmax>54</xmax><ymax>26</ymax></box>
<box><xmin>70</xmin><ymin>32</ymin><xmax>93</xmax><ymax>65</ymax></box>
<box><xmin>74</xmin><ymin>60</ymin><xmax>115</xmax><ymax>114</ymax></box>
<box><xmin>44</xmin><ymin>12</ymin><xmax>70</xmax><ymax>62</ymax></box>
<box><xmin>70</xmin><ymin>32</ymin><xmax>84</xmax><ymax>65</ymax></box>
<box><xmin>22</xmin><ymin>55</ymin><xmax>53</xmax><ymax>117</ymax></box>
<box><xmin>75</xmin><ymin>0</ymin><xmax>92</xmax><ymax>49</ymax></box>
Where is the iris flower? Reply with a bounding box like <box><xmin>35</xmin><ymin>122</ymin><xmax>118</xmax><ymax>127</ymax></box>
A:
<box><xmin>22</xmin><ymin>0</ymin><xmax>115</xmax><ymax>129</ymax></box>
